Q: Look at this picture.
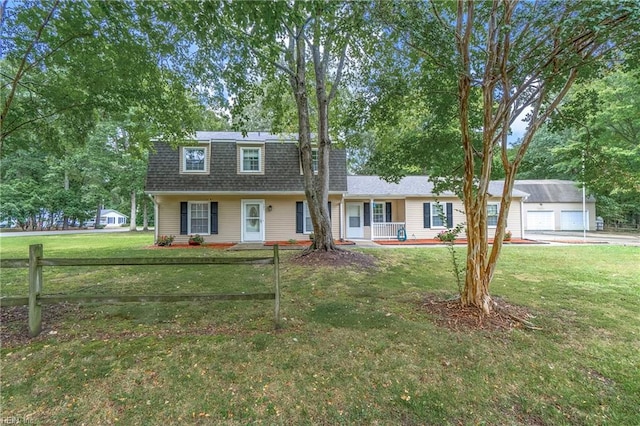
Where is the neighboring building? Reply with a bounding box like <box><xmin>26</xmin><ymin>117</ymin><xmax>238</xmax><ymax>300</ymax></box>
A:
<box><xmin>514</xmin><ymin>180</ymin><xmax>596</xmax><ymax>232</ymax></box>
<box><xmin>99</xmin><ymin>209</ymin><xmax>128</xmax><ymax>227</ymax></box>
<box><xmin>146</xmin><ymin>132</ymin><xmax>530</xmax><ymax>243</ymax></box>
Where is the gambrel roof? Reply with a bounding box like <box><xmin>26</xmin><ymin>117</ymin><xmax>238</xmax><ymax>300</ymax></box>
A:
<box><xmin>145</xmin><ymin>132</ymin><xmax>348</xmax><ymax>194</ymax></box>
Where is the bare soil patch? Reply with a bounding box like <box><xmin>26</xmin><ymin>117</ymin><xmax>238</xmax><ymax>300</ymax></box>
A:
<box><xmin>420</xmin><ymin>294</ymin><xmax>538</xmax><ymax>332</ymax></box>
<box><xmin>289</xmin><ymin>249</ymin><xmax>377</xmax><ymax>269</ymax></box>
<box><xmin>1</xmin><ymin>303</ymin><xmax>81</xmax><ymax>347</ymax></box>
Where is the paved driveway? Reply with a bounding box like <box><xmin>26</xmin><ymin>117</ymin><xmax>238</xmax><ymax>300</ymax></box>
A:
<box><xmin>524</xmin><ymin>231</ymin><xmax>640</xmax><ymax>246</ymax></box>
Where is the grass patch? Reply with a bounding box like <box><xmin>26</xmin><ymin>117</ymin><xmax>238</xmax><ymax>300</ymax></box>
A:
<box><xmin>1</xmin><ymin>234</ymin><xmax>639</xmax><ymax>424</ymax></box>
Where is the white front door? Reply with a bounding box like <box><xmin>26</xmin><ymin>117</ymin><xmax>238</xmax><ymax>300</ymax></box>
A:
<box><xmin>346</xmin><ymin>202</ymin><xmax>364</xmax><ymax>239</ymax></box>
<box><xmin>242</xmin><ymin>200</ymin><xmax>265</xmax><ymax>242</ymax></box>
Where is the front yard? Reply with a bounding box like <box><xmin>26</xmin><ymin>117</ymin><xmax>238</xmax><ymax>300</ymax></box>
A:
<box><xmin>1</xmin><ymin>233</ymin><xmax>638</xmax><ymax>424</ymax></box>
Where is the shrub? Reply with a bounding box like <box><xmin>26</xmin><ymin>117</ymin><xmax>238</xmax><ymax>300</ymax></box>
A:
<box><xmin>189</xmin><ymin>234</ymin><xmax>204</xmax><ymax>245</ymax></box>
<box><xmin>504</xmin><ymin>230</ymin><xmax>512</xmax><ymax>241</ymax></box>
<box><xmin>156</xmin><ymin>235</ymin><xmax>175</xmax><ymax>246</ymax></box>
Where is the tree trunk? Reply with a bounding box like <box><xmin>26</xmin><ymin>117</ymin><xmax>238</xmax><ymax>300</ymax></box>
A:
<box><xmin>129</xmin><ymin>190</ymin><xmax>137</xmax><ymax>231</ymax></box>
<box><xmin>95</xmin><ymin>204</ymin><xmax>101</xmax><ymax>229</ymax></box>
<box><xmin>288</xmin><ymin>24</ymin><xmax>336</xmax><ymax>252</ymax></box>
<box><xmin>142</xmin><ymin>199</ymin><xmax>149</xmax><ymax>231</ymax></box>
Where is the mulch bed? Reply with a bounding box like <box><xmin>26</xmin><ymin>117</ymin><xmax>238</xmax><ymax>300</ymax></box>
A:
<box><xmin>145</xmin><ymin>243</ymin><xmax>236</xmax><ymax>249</ymax></box>
<box><xmin>420</xmin><ymin>294</ymin><xmax>538</xmax><ymax>332</ymax></box>
<box><xmin>376</xmin><ymin>238</ymin><xmax>541</xmax><ymax>245</ymax></box>
<box><xmin>264</xmin><ymin>240</ymin><xmax>355</xmax><ymax>247</ymax></box>
<box><xmin>289</xmin><ymin>249</ymin><xmax>377</xmax><ymax>269</ymax></box>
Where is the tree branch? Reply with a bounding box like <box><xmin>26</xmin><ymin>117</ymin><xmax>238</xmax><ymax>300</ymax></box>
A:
<box><xmin>1</xmin><ymin>0</ymin><xmax>60</xmax><ymax>142</ymax></box>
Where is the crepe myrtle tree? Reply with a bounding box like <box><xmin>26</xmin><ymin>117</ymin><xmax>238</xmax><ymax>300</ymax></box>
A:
<box><xmin>375</xmin><ymin>0</ymin><xmax>639</xmax><ymax>313</ymax></box>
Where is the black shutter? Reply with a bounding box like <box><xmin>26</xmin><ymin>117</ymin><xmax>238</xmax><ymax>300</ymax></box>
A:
<box><xmin>446</xmin><ymin>203</ymin><xmax>453</xmax><ymax>228</ymax></box>
<box><xmin>327</xmin><ymin>201</ymin><xmax>332</xmax><ymax>221</ymax></box>
<box><xmin>296</xmin><ymin>201</ymin><xmax>304</xmax><ymax>233</ymax></box>
<box><xmin>385</xmin><ymin>202</ymin><xmax>392</xmax><ymax>222</ymax></box>
<box><xmin>423</xmin><ymin>203</ymin><xmax>431</xmax><ymax>228</ymax></box>
<box><xmin>180</xmin><ymin>202</ymin><xmax>188</xmax><ymax>235</ymax></box>
<box><xmin>364</xmin><ymin>202</ymin><xmax>371</xmax><ymax>226</ymax></box>
<box><xmin>210</xmin><ymin>202</ymin><xmax>218</xmax><ymax>234</ymax></box>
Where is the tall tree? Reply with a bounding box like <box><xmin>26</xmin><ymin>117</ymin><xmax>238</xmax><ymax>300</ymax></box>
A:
<box><xmin>1</xmin><ymin>0</ymin><xmax>202</xmax><ymax>157</ymax></box>
<box><xmin>373</xmin><ymin>0</ymin><xmax>639</xmax><ymax>312</ymax></box>
<box><xmin>165</xmin><ymin>0</ymin><xmax>370</xmax><ymax>251</ymax></box>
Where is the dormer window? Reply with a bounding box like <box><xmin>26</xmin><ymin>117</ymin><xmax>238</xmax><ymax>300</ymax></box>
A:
<box><xmin>237</xmin><ymin>144</ymin><xmax>264</xmax><ymax>174</ymax></box>
<box><xmin>182</xmin><ymin>146</ymin><xmax>209</xmax><ymax>174</ymax></box>
<box><xmin>311</xmin><ymin>149</ymin><xmax>318</xmax><ymax>173</ymax></box>
<box><xmin>300</xmin><ymin>148</ymin><xmax>319</xmax><ymax>174</ymax></box>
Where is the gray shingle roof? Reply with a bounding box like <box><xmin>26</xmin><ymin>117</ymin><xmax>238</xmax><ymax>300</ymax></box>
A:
<box><xmin>145</xmin><ymin>135</ymin><xmax>348</xmax><ymax>193</ymax></box>
<box><xmin>514</xmin><ymin>180</ymin><xmax>595</xmax><ymax>203</ymax></box>
<box><xmin>347</xmin><ymin>176</ymin><xmax>529</xmax><ymax>198</ymax></box>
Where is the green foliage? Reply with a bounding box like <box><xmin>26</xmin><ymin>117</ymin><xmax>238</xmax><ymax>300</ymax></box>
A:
<box><xmin>156</xmin><ymin>235</ymin><xmax>175</xmax><ymax>247</ymax></box>
<box><xmin>511</xmin><ymin>69</ymin><xmax>640</xmax><ymax>226</ymax></box>
<box><xmin>1</xmin><ymin>0</ymin><xmax>204</xmax><ymax>156</ymax></box>
<box><xmin>188</xmin><ymin>234</ymin><xmax>204</xmax><ymax>245</ymax></box>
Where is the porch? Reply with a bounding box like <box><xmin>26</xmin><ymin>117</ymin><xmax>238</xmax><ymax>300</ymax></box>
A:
<box><xmin>343</xmin><ymin>199</ymin><xmax>407</xmax><ymax>241</ymax></box>
<box><xmin>372</xmin><ymin>222</ymin><xmax>407</xmax><ymax>240</ymax></box>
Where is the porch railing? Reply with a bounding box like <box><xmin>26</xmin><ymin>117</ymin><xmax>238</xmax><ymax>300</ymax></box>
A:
<box><xmin>372</xmin><ymin>222</ymin><xmax>406</xmax><ymax>240</ymax></box>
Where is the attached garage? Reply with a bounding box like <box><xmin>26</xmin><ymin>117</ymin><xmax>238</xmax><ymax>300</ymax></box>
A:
<box><xmin>561</xmin><ymin>210</ymin><xmax>589</xmax><ymax>231</ymax></box>
<box><xmin>526</xmin><ymin>211</ymin><xmax>554</xmax><ymax>231</ymax></box>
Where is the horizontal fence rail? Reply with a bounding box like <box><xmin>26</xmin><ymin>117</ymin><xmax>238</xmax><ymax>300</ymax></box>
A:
<box><xmin>0</xmin><ymin>244</ymin><xmax>281</xmax><ymax>337</ymax></box>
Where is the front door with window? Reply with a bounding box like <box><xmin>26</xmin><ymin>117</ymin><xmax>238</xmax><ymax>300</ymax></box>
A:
<box><xmin>242</xmin><ymin>200</ymin><xmax>265</xmax><ymax>242</ymax></box>
<box><xmin>346</xmin><ymin>202</ymin><xmax>364</xmax><ymax>239</ymax></box>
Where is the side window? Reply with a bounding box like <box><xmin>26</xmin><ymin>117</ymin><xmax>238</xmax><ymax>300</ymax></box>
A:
<box><xmin>431</xmin><ymin>203</ymin><xmax>445</xmax><ymax>227</ymax></box>
<box><xmin>487</xmin><ymin>204</ymin><xmax>499</xmax><ymax>227</ymax></box>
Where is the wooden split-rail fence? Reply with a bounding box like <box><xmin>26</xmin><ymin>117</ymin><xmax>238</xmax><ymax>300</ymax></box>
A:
<box><xmin>0</xmin><ymin>244</ymin><xmax>281</xmax><ymax>337</ymax></box>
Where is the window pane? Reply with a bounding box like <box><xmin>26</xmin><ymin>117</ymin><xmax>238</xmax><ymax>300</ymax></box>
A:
<box><xmin>487</xmin><ymin>204</ymin><xmax>498</xmax><ymax>227</ymax></box>
<box><xmin>190</xmin><ymin>203</ymin><xmax>209</xmax><ymax>234</ymax></box>
<box><xmin>242</xmin><ymin>148</ymin><xmax>260</xmax><ymax>171</ymax></box>
<box><xmin>185</xmin><ymin>148</ymin><xmax>205</xmax><ymax>171</ymax></box>
<box><xmin>349</xmin><ymin>216</ymin><xmax>360</xmax><ymax>227</ymax></box>
<box><xmin>303</xmin><ymin>202</ymin><xmax>312</xmax><ymax>233</ymax></box>
<box><xmin>312</xmin><ymin>150</ymin><xmax>318</xmax><ymax>173</ymax></box>
<box><xmin>372</xmin><ymin>203</ymin><xmax>384</xmax><ymax>223</ymax></box>
<box><xmin>432</xmin><ymin>204</ymin><xmax>445</xmax><ymax>227</ymax></box>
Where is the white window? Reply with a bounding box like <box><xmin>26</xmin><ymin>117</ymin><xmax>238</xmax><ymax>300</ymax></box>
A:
<box><xmin>300</xmin><ymin>148</ymin><xmax>319</xmax><ymax>174</ymax></box>
<box><xmin>189</xmin><ymin>202</ymin><xmax>209</xmax><ymax>234</ymax></box>
<box><xmin>303</xmin><ymin>202</ymin><xmax>313</xmax><ymax>233</ymax></box>
<box><xmin>241</xmin><ymin>147</ymin><xmax>262</xmax><ymax>172</ymax></box>
<box><xmin>487</xmin><ymin>204</ymin><xmax>499</xmax><ymax>227</ymax></box>
<box><xmin>311</xmin><ymin>149</ymin><xmax>318</xmax><ymax>173</ymax></box>
<box><xmin>432</xmin><ymin>203</ymin><xmax>446</xmax><ymax>227</ymax></box>
<box><xmin>372</xmin><ymin>202</ymin><xmax>385</xmax><ymax>223</ymax></box>
<box><xmin>183</xmin><ymin>147</ymin><xmax>208</xmax><ymax>173</ymax></box>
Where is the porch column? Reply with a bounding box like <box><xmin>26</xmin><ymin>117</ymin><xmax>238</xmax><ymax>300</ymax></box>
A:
<box><xmin>370</xmin><ymin>198</ymin><xmax>374</xmax><ymax>241</ymax></box>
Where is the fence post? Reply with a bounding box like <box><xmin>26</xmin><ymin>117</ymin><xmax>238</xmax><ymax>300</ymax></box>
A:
<box><xmin>273</xmin><ymin>244</ymin><xmax>280</xmax><ymax>329</ymax></box>
<box><xmin>28</xmin><ymin>244</ymin><xmax>43</xmax><ymax>337</ymax></box>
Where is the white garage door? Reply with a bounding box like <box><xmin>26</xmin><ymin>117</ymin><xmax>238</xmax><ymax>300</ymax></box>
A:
<box><xmin>561</xmin><ymin>210</ymin><xmax>588</xmax><ymax>230</ymax></box>
<box><xmin>527</xmin><ymin>211</ymin><xmax>554</xmax><ymax>231</ymax></box>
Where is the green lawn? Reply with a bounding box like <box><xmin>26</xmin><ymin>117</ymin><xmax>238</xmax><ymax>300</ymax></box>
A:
<box><xmin>1</xmin><ymin>233</ymin><xmax>639</xmax><ymax>425</ymax></box>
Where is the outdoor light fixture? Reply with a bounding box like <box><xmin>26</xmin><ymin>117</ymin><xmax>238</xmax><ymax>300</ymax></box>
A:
<box><xmin>268</xmin><ymin>205</ymin><xmax>273</xmax><ymax>212</ymax></box>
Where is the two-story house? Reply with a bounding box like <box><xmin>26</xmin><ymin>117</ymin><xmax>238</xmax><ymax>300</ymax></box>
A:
<box><xmin>145</xmin><ymin>131</ymin><xmax>529</xmax><ymax>244</ymax></box>
<box><xmin>145</xmin><ymin>132</ymin><xmax>347</xmax><ymax>244</ymax></box>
